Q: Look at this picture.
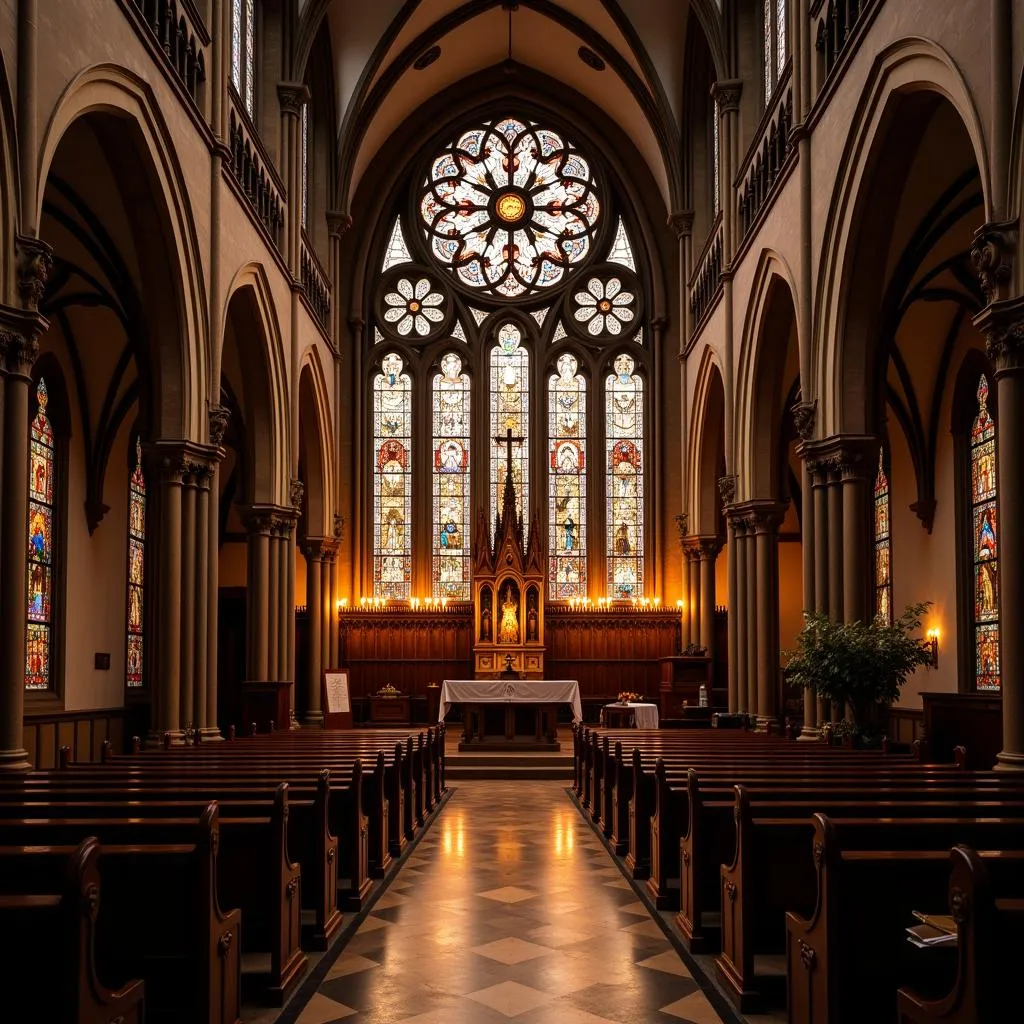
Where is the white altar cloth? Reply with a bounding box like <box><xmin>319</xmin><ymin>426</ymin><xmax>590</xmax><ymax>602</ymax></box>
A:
<box><xmin>439</xmin><ymin>679</ymin><xmax>583</xmax><ymax>723</ymax></box>
<box><xmin>603</xmin><ymin>702</ymin><xmax>660</xmax><ymax>729</ymax></box>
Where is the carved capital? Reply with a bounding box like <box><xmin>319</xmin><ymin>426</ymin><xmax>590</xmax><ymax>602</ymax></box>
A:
<box><xmin>0</xmin><ymin>327</ymin><xmax>39</xmax><ymax>377</ymax></box>
<box><xmin>974</xmin><ymin>295</ymin><xmax>1024</xmax><ymax>374</ymax></box>
<box><xmin>668</xmin><ymin>210</ymin><xmax>694</xmax><ymax>239</ymax></box>
<box><xmin>15</xmin><ymin>234</ymin><xmax>54</xmax><ymax>310</ymax></box>
<box><xmin>791</xmin><ymin>399</ymin><xmax>817</xmax><ymax>442</ymax></box>
<box><xmin>748</xmin><ymin>500</ymin><xmax>788</xmax><ymax>535</ymax></box>
<box><xmin>675</xmin><ymin>513</ymin><xmax>688</xmax><ymax>550</ymax></box>
<box><xmin>718</xmin><ymin>473</ymin><xmax>737</xmax><ymax>508</ymax></box>
<box><xmin>276</xmin><ymin>81</ymin><xmax>311</xmax><ymax>117</ymax></box>
<box><xmin>970</xmin><ymin>220</ymin><xmax>1018</xmax><ymax>305</ymax></box>
<box><xmin>242</xmin><ymin>504</ymin><xmax>276</xmax><ymax>536</ymax></box>
<box><xmin>698</xmin><ymin>536</ymin><xmax>724</xmax><ymax>560</ymax></box>
<box><xmin>333</xmin><ymin>511</ymin><xmax>345</xmax><ymax>540</ymax></box>
<box><xmin>711</xmin><ymin>79</ymin><xmax>742</xmax><ymax>115</ymax></box>
<box><xmin>208</xmin><ymin>403</ymin><xmax>231</xmax><ymax>446</ymax></box>
<box><xmin>290</xmin><ymin>477</ymin><xmax>304</xmax><ymax>510</ymax></box>
<box><xmin>327</xmin><ymin>210</ymin><xmax>354</xmax><ymax>240</ymax></box>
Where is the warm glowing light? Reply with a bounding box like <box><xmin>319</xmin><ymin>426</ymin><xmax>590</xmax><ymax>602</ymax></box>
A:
<box><xmin>676</xmin><ymin>599</ymin><xmax>684</xmax><ymax>609</ymax></box>
<box><xmin>496</xmin><ymin>191</ymin><xmax>526</xmax><ymax>223</ymax></box>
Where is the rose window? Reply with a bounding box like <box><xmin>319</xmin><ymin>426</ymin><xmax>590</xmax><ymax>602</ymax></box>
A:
<box><xmin>383</xmin><ymin>276</ymin><xmax>447</xmax><ymax>338</ymax></box>
<box><xmin>572</xmin><ymin>275</ymin><xmax>637</xmax><ymax>337</ymax></box>
<box><xmin>419</xmin><ymin>117</ymin><xmax>601</xmax><ymax>299</ymax></box>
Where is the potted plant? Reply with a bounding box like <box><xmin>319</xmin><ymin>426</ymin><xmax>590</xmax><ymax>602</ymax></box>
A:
<box><xmin>785</xmin><ymin>602</ymin><xmax>933</xmax><ymax>743</ymax></box>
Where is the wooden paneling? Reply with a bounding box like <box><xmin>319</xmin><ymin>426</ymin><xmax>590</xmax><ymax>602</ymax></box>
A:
<box><xmin>882</xmin><ymin>705</ymin><xmax>925</xmax><ymax>745</ymax></box>
<box><xmin>23</xmin><ymin>708</ymin><xmax>127</xmax><ymax>769</ymax></box>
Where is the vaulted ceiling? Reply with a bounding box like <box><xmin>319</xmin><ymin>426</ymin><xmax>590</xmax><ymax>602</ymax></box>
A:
<box><xmin>299</xmin><ymin>0</ymin><xmax>719</xmax><ymax>213</ymax></box>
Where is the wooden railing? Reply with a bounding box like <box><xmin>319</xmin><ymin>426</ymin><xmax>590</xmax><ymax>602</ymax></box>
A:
<box><xmin>126</xmin><ymin>0</ymin><xmax>207</xmax><ymax>106</ymax></box>
<box><xmin>690</xmin><ymin>215</ymin><xmax>724</xmax><ymax>328</ymax></box>
<box><xmin>814</xmin><ymin>0</ymin><xmax>881</xmax><ymax>83</ymax></box>
<box><xmin>738</xmin><ymin>75</ymin><xmax>794</xmax><ymax>240</ymax></box>
<box><xmin>300</xmin><ymin>233</ymin><xmax>331</xmax><ymax>332</ymax></box>
<box><xmin>228</xmin><ymin>91</ymin><xmax>285</xmax><ymax>248</ymax></box>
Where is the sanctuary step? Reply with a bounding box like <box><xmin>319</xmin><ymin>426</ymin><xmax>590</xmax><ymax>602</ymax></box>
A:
<box><xmin>444</xmin><ymin>751</ymin><xmax>573</xmax><ymax>781</ymax></box>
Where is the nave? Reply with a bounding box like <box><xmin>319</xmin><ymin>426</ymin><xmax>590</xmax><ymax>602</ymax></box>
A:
<box><xmin>290</xmin><ymin>782</ymin><xmax>723</xmax><ymax>1024</ymax></box>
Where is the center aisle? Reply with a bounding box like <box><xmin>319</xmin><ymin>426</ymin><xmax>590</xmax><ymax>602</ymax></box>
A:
<box><xmin>292</xmin><ymin>781</ymin><xmax>724</xmax><ymax>1024</ymax></box>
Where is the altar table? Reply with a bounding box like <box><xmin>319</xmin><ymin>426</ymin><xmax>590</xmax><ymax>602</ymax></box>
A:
<box><xmin>601</xmin><ymin>702</ymin><xmax>660</xmax><ymax>729</ymax></box>
<box><xmin>439</xmin><ymin>679</ymin><xmax>583</xmax><ymax>723</ymax></box>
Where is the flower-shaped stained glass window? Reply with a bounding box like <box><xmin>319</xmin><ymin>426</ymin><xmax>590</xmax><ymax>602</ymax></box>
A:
<box><xmin>573</xmin><ymin>276</ymin><xmax>636</xmax><ymax>336</ymax></box>
<box><xmin>383</xmin><ymin>276</ymin><xmax>447</xmax><ymax>338</ymax></box>
<box><xmin>419</xmin><ymin>117</ymin><xmax>601</xmax><ymax>299</ymax></box>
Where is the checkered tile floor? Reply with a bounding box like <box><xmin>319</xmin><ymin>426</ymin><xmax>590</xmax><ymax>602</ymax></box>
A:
<box><xmin>290</xmin><ymin>782</ymin><xmax>724</xmax><ymax>1023</ymax></box>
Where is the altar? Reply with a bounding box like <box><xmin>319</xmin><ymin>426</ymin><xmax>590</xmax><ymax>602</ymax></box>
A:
<box><xmin>439</xmin><ymin>678</ymin><xmax>582</xmax><ymax>751</ymax></box>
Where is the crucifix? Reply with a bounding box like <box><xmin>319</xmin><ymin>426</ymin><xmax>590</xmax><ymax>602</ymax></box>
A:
<box><xmin>494</xmin><ymin>426</ymin><xmax>524</xmax><ymax>484</ymax></box>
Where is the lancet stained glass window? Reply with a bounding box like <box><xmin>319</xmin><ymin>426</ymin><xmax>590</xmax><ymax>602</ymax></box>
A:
<box><xmin>231</xmin><ymin>0</ymin><xmax>256</xmax><ymax>116</ymax></box>
<box><xmin>549</xmin><ymin>354</ymin><xmax>587</xmax><ymax>598</ymax></box>
<box><xmin>873</xmin><ymin>447</ymin><xmax>892</xmax><ymax>626</ymax></box>
<box><xmin>606</xmin><ymin>354</ymin><xmax>644</xmax><ymax>598</ymax></box>
<box><xmin>26</xmin><ymin>378</ymin><xmax>55</xmax><ymax>690</ymax></box>
<box><xmin>764</xmin><ymin>0</ymin><xmax>787</xmax><ymax>100</ymax></box>
<box><xmin>433</xmin><ymin>354</ymin><xmax>472</xmax><ymax>600</ymax></box>
<box><xmin>490</xmin><ymin>324</ymin><xmax>529</xmax><ymax>529</ymax></box>
<box><xmin>301</xmin><ymin>101</ymin><xmax>309</xmax><ymax>229</ymax></box>
<box><xmin>127</xmin><ymin>438</ymin><xmax>146</xmax><ymax>687</ymax></box>
<box><xmin>712</xmin><ymin>96</ymin><xmax>721</xmax><ymax>215</ymax></box>
<box><xmin>970</xmin><ymin>374</ymin><xmax>999</xmax><ymax>691</ymax></box>
<box><xmin>373</xmin><ymin>354</ymin><xmax>413</xmax><ymax>600</ymax></box>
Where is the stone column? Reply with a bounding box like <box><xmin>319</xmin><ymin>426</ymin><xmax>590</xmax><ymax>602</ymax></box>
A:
<box><xmin>698</xmin><ymin>537</ymin><xmax>722</xmax><ymax>656</ymax></box>
<box><xmin>794</xmin><ymin>403</ymin><xmax>819</xmax><ymax>738</ymax></box>
<box><xmin>0</xmin><ymin>303</ymin><xmax>46</xmax><ymax>772</ymax></box>
<box><xmin>812</xmin><ymin>456</ymin><xmax>831</xmax><ymax>728</ymax></box>
<box><xmin>268</xmin><ymin>516</ymin><xmax>282</xmax><ymax>680</ymax></box>
<box><xmin>751</xmin><ymin>503</ymin><xmax>786</xmax><ymax>731</ymax></box>
<box><xmin>744</xmin><ymin>513</ymin><xmax>758</xmax><ymax>716</ymax></box>
<box><xmin>194</xmin><ymin>464</ymin><xmax>211</xmax><ymax>732</ymax></box>
<box><xmin>840</xmin><ymin>443</ymin><xmax>872</xmax><ymax>627</ymax></box>
<box><xmin>328</xmin><ymin>545</ymin><xmax>339</xmax><ymax>668</ymax></box>
<box><xmin>721</xmin><ymin>476</ymin><xmax>739</xmax><ymax>712</ymax></box>
<box><xmin>321</xmin><ymin>544</ymin><xmax>335</xmax><ymax>674</ymax></box>
<box><xmin>202</xmin><ymin>405</ymin><xmax>230</xmax><ymax>741</ymax></box>
<box><xmin>684</xmin><ymin>541</ymin><xmax>701</xmax><ymax>649</ymax></box>
<box><xmin>974</xmin><ymin>286</ymin><xmax>1024</xmax><ymax>769</ymax></box>
<box><xmin>245</xmin><ymin>508</ymin><xmax>273</xmax><ymax>681</ymax></box>
<box><xmin>180</xmin><ymin>466</ymin><xmax>198</xmax><ymax>732</ymax></box>
<box><xmin>151</xmin><ymin>445</ymin><xmax>186</xmax><ymax>744</ymax></box>
<box><xmin>728</xmin><ymin>511</ymin><xmax>748</xmax><ymax>714</ymax></box>
<box><xmin>287</xmin><ymin>479</ymin><xmax>303</xmax><ymax>727</ymax></box>
<box><xmin>305</xmin><ymin>540</ymin><xmax>324</xmax><ymax>725</ymax></box>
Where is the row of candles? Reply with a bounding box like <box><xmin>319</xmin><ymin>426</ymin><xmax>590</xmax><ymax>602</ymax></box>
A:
<box><xmin>340</xmin><ymin>595</ymin><xmax>673</xmax><ymax>612</ymax></box>
<box><xmin>565</xmin><ymin>596</ymin><xmax>664</xmax><ymax>612</ymax></box>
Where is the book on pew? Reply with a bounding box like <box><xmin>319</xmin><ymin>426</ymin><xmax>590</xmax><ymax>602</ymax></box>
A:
<box><xmin>906</xmin><ymin>923</ymin><xmax>957</xmax><ymax>948</ymax></box>
<box><xmin>910</xmin><ymin>911</ymin><xmax>956</xmax><ymax>935</ymax></box>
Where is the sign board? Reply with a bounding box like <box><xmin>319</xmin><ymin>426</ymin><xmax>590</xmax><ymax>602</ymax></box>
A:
<box><xmin>322</xmin><ymin>669</ymin><xmax>353</xmax><ymax>730</ymax></box>
<box><xmin>324</xmin><ymin>670</ymin><xmax>351</xmax><ymax>714</ymax></box>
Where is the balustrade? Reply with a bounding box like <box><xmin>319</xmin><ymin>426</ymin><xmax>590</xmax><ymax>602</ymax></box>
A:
<box><xmin>814</xmin><ymin>0</ymin><xmax>879</xmax><ymax>83</ymax></box>
<box><xmin>300</xmin><ymin>234</ymin><xmax>331</xmax><ymax>331</ymax></box>
<box><xmin>127</xmin><ymin>0</ymin><xmax>207</xmax><ymax>105</ymax></box>
<box><xmin>690</xmin><ymin>217</ymin><xmax>724</xmax><ymax>328</ymax></box>
<box><xmin>738</xmin><ymin>79</ymin><xmax>794</xmax><ymax>241</ymax></box>
<box><xmin>228</xmin><ymin>94</ymin><xmax>285</xmax><ymax>248</ymax></box>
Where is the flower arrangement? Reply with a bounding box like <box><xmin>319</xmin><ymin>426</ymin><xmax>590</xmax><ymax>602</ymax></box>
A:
<box><xmin>617</xmin><ymin>691</ymin><xmax>641</xmax><ymax>704</ymax></box>
<box><xmin>376</xmin><ymin>684</ymin><xmax>400</xmax><ymax>698</ymax></box>
<box><xmin>682</xmin><ymin>642</ymin><xmax>708</xmax><ymax>656</ymax></box>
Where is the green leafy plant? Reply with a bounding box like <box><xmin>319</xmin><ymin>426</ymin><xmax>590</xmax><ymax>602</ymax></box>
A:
<box><xmin>785</xmin><ymin>603</ymin><xmax>933</xmax><ymax>730</ymax></box>
<box><xmin>682</xmin><ymin>643</ymin><xmax>708</xmax><ymax>656</ymax></box>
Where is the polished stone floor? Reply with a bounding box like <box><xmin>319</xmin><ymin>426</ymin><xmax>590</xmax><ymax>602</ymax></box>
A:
<box><xmin>293</xmin><ymin>781</ymin><xmax>725</xmax><ymax>1023</ymax></box>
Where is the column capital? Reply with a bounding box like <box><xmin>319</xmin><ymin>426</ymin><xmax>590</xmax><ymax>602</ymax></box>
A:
<box><xmin>675</xmin><ymin>512</ymin><xmax>689</xmax><ymax>551</ymax></box>
<box><xmin>682</xmin><ymin>536</ymin><xmax>702</xmax><ymax>561</ymax></box>
<box><xmin>970</xmin><ymin>219</ymin><xmax>1018</xmax><ymax>305</ymax></box>
<box><xmin>668</xmin><ymin>211</ymin><xmax>694</xmax><ymax>239</ymax></box>
<box><xmin>791</xmin><ymin>398</ymin><xmax>817</xmax><ymax>442</ymax></box>
<box><xmin>208</xmin><ymin>403</ymin><xmax>231</xmax><ymax>447</ymax></box>
<box><xmin>974</xmin><ymin>294</ymin><xmax>1024</xmax><ymax>374</ymax></box>
<box><xmin>289</xmin><ymin>477</ymin><xmax>305</xmax><ymax>511</ymax></box>
<box><xmin>697</xmin><ymin>535</ymin><xmax>724</xmax><ymax>560</ymax></box>
<box><xmin>276</xmin><ymin>81</ymin><xmax>310</xmax><ymax>117</ymax></box>
<box><xmin>711</xmin><ymin>79</ymin><xmax>743</xmax><ymax>114</ymax></box>
<box><xmin>801</xmin><ymin>434</ymin><xmax>877</xmax><ymax>483</ymax></box>
<box><xmin>0</xmin><ymin>304</ymin><xmax>48</xmax><ymax>377</ymax></box>
<box><xmin>327</xmin><ymin>210</ymin><xmax>353</xmax><ymax>239</ymax></box>
<box><xmin>718</xmin><ymin>473</ymin><xmax>737</xmax><ymax>509</ymax></box>
<box><xmin>333</xmin><ymin>512</ymin><xmax>345</xmax><ymax>541</ymax></box>
<box><xmin>241</xmin><ymin>504</ymin><xmax>278</xmax><ymax>536</ymax></box>
<box><xmin>304</xmin><ymin>536</ymin><xmax>329</xmax><ymax>561</ymax></box>
<box><xmin>146</xmin><ymin>440</ymin><xmax>221</xmax><ymax>482</ymax></box>
<box><xmin>744</xmin><ymin>500</ymin><xmax>789</xmax><ymax>535</ymax></box>
<box><xmin>15</xmin><ymin>234</ymin><xmax>54</xmax><ymax>311</ymax></box>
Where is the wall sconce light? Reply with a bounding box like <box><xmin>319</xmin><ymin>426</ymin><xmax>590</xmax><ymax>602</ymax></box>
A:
<box><xmin>925</xmin><ymin>628</ymin><xmax>940</xmax><ymax>669</ymax></box>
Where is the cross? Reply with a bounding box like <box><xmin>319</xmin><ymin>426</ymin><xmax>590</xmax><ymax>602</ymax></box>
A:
<box><xmin>494</xmin><ymin>426</ymin><xmax>524</xmax><ymax>480</ymax></box>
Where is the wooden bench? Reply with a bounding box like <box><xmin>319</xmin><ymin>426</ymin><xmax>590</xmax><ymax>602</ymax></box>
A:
<box><xmin>0</xmin><ymin>837</ymin><xmax>146</xmax><ymax>1024</ymax></box>
<box><xmin>896</xmin><ymin>845</ymin><xmax>1024</xmax><ymax>1024</ymax></box>
<box><xmin>0</xmin><ymin>804</ymin><xmax>239</xmax><ymax>1024</ymax></box>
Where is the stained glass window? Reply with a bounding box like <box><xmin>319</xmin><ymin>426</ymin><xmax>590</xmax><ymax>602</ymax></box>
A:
<box><xmin>777</xmin><ymin>0</ymin><xmax>788</xmax><ymax>78</ymax></box>
<box><xmin>26</xmin><ymin>378</ymin><xmax>55</xmax><ymax>690</ymax></box>
<box><xmin>373</xmin><ymin>354</ymin><xmax>413</xmax><ymax>600</ymax></box>
<box><xmin>873</xmin><ymin>447</ymin><xmax>892</xmax><ymax>626</ymax></box>
<box><xmin>382</xmin><ymin>217</ymin><xmax>412</xmax><ymax>271</ymax></box>
<box><xmin>606</xmin><ymin>354</ymin><xmax>644</xmax><ymax>599</ymax></box>
<box><xmin>764</xmin><ymin>0</ymin><xmax>773</xmax><ymax>100</ymax></box>
<box><xmin>764</xmin><ymin>0</ymin><xmax>787</xmax><ymax>100</ymax></box>
<box><xmin>244</xmin><ymin>0</ymin><xmax>255</xmax><ymax>115</ymax></box>
<box><xmin>549</xmin><ymin>354</ymin><xmax>587</xmax><ymax>597</ymax></box>
<box><xmin>420</xmin><ymin>117</ymin><xmax>601</xmax><ymax>298</ymax></box>
<box><xmin>970</xmin><ymin>375</ymin><xmax>999</xmax><ymax>691</ymax></box>
<box><xmin>231</xmin><ymin>0</ymin><xmax>242</xmax><ymax>98</ymax></box>
<box><xmin>712</xmin><ymin>96</ymin><xmax>721</xmax><ymax>215</ymax></box>
<box><xmin>127</xmin><ymin>438</ymin><xmax>146</xmax><ymax>688</ymax></box>
<box><xmin>231</xmin><ymin>0</ymin><xmax>256</xmax><ymax>116</ymax></box>
<box><xmin>490</xmin><ymin>323</ymin><xmax>529</xmax><ymax>530</ymax></box>
<box><xmin>608</xmin><ymin>219</ymin><xmax>637</xmax><ymax>272</ymax></box>
<box><xmin>301</xmin><ymin>101</ymin><xmax>309</xmax><ymax>229</ymax></box>
<box><xmin>433</xmin><ymin>354</ymin><xmax>471</xmax><ymax>600</ymax></box>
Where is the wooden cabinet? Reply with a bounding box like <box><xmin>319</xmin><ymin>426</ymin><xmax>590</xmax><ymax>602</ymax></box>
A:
<box><xmin>659</xmin><ymin>656</ymin><xmax>721</xmax><ymax>720</ymax></box>
<box><xmin>369</xmin><ymin>695</ymin><xmax>412</xmax><ymax>726</ymax></box>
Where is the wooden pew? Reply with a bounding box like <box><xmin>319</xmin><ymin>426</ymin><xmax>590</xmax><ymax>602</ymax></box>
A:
<box><xmin>0</xmin><ymin>804</ymin><xmax>239</xmax><ymax>1024</ymax></box>
<box><xmin>896</xmin><ymin>845</ymin><xmax>1024</xmax><ymax>1024</ymax></box>
<box><xmin>717</xmin><ymin>799</ymin><xmax>1024</xmax><ymax>1012</ymax></box>
<box><xmin>0</xmin><ymin>786</ymin><xmax>305</xmax><ymax>1005</ymax></box>
<box><xmin>788</xmin><ymin>821</ymin><xmax>1024</xmax><ymax>1024</ymax></box>
<box><xmin>0</xmin><ymin>837</ymin><xmax>146</xmax><ymax>1024</ymax></box>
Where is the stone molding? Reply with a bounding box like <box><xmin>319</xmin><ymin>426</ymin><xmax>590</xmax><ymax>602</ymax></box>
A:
<box><xmin>970</xmin><ymin>220</ymin><xmax>1018</xmax><ymax>305</ymax></box>
<box><xmin>326</xmin><ymin>210</ymin><xmax>353</xmax><ymax>239</ymax></box>
<box><xmin>711</xmin><ymin>79</ymin><xmax>742</xmax><ymax>114</ymax></box>
<box><xmin>208</xmin><ymin>403</ymin><xmax>231</xmax><ymax>447</ymax></box>
<box><xmin>791</xmin><ymin>399</ymin><xmax>817</xmax><ymax>442</ymax></box>
<box><xmin>718</xmin><ymin>473</ymin><xmax>737</xmax><ymax>508</ymax></box>
<box><xmin>974</xmin><ymin>295</ymin><xmax>1024</xmax><ymax>374</ymax></box>
<box><xmin>15</xmin><ymin>234</ymin><xmax>54</xmax><ymax>311</ymax></box>
<box><xmin>668</xmin><ymin>211</ymin><xmax>694</xmax><ymax>239</ymax></box>
<box><xmin>276</xmin><ymin>81</ymin><xmax>311</xmax><ymax>116</ymax></box>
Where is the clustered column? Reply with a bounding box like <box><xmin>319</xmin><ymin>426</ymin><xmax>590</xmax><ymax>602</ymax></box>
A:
<box><xmin>698</xmin><ymin>537</ymin><xmax>722</xmax><ymax>657</ymax></box>
<box><xmin>304</xmin><ymin>539</ymin><xmax>325</xmax><ymax>725</ymax></box>
<box><xmin>683</xmin><ymin>539</ymin><xmax>701</xmax><ymax>649</ymax></box>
